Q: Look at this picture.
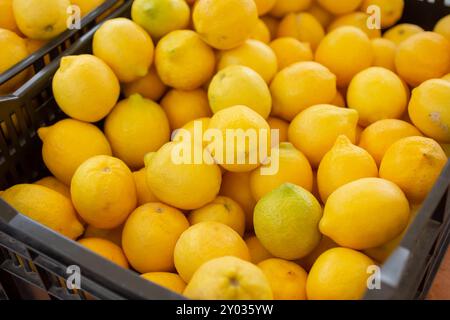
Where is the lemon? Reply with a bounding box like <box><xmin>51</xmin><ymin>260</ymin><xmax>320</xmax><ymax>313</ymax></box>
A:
<box><xmin>184</xmin><ymin>256</ymin><xmax>272</xmax><ymax>300</ymax></box>
<box><xmin>193</xmin><ymin>0</ymin><xmax>257</xmax><ymax>50</ymax></box>
<box><xmin>270</xmin><ymin>62</ymin><xmax>337</xmax><ymax>121</ymax></box>
<box><xmin>331</xmin><ymin>91</ymin><xmax>346</xmax><ymax>108</ymax></box>
<box><xmin>146</xmin><ymin>141</ymin><xmax>222</xmax><ymax>210</ymax></box>
<box><xmin>131</xmin><ymin>0</ymin><xmax>190</xmax><ymax>39</ymax></box>
<box><xmin>1</xmin><ymin>184</ymin><xmax>84</xmax><ymax>239</ymax></box>
<box><xmin>317</xmin><ymin>135</ymin><xmax>378</xmax><ymax>203</ymax></box>
<box><xmin>250</xmin><ymin>142</ymin><xmax>313</xmax><ymax>201</ymax></box>
<box><xmin>78</xmin><ymin>238</ymin><xmax>128</xmax><ymax>269</ymax></box>
<box><xmin>277</xmin><ymin>13</ymin><xmax>325</xmax><ymax>51</ymax></box>
<box><xmin>379</xmin><ymin>137</ymin><xmax>447</xmax><ymax>203</ymax></box>
<box><xmin>267</xmin><ymin>117</ymin><xmax>289</xmax><ymax>143</ymax></box>
<box><xmin>269</xmin><ymin>0</ymin><xmax>312</xmax><ymax>18</ymax></box>
<box><xmin>395</xmin><ymin>32</ymin><xmax>450</xmax><ymax>87</ymax></box>
<box><xmin>122</xmin><ymin>66</ymin><xmax>167</xmax><ymax>101</ymax></box>
<box><xmin>122</xmin><ymin>202</ymin><xmax>189</xmax><ymax>273</ymax></box>
<box><xmin>0</xmin><ymin>28</ymin><xmax>28</xmax><ymax>94</ymax></box>
<box><xmin>52</xmin><ymin>55</ymin><xmax>120</xmax><ymax>122</ymax></box>
<box><xmin>84</xmin><ymin>224</ymin><xmax>123</xmax><ymax>246</ymax></box>
<box><xmin>315</xmin><ymin>26</ymin><xmax>373</xmax><ymax>88</ymax></box>
<box><xmin>217</xmin><ymin>39</ymin><xmax>278</xmax><ymax>83</ymax></box>
<box><xmin>254</xmin><ymin>183</ymin><xmax>322</xmax><ymax>260</ymax></box>
<box><xmin>71</xmin><ymin>155</ymin><xmax>137</xmax><ymax>229</ymax></box>
<box><xmin>269</xmin><ymin>37</ymin><xmax>313</xmax><ymax>71</ymax></box>
<box><xmin>141</xmin><ymin>272</ymin><xmax>186</xmax><ymax>294</ymax></box>
<box><xmin>408</xmin><ymin>79</ymin><xmax>450</xmax><ymax>143</ymax></box>
<box><xmin>307</xmin><ymin>2</ymin><xmax>333</xmax><ymax>28</ymax></box>
<box><xmin>383</xmin><ymin>23</ymin><xmax>424</xmax><ymax>45</ymax></box>
<box><xmin>361</xmin><ymin>0</ymin><xmax>404</xmax><ymax>28</ymax></box>
<box><xmin>188</xmin><ymin>196</ymin><xmax>246</xmax><ymax>236</ymax></box>
<box><xmin>317</xmin><ymin>0</ymin><xmax>362</xmax><ymax>15</ymax></box>
<box><xmin>443</xmin><ymin>73</ymin><xmax>450</xmax><ymax>82</ymax></box>
<box><xmin>258</xmin><ymin>258</ymin><xmax>307</xmax><ymax>300</ymax></box>
<box><xmin>347</xmin><ymin>67</ymin><xmax>408</xmax><ymax>127</ymax></box>
<box><xmin>155</xmin><ymin>30</ymin><xmax>215</xmax><ymax>90</ymax></box>
<box><xmin>208</xmin><ymin>105</ymin><xmax>271</xmax><ymax>172</ymax></box>
<box><xmin>371</xmin><ymin>38</ymin><xmax>396</xmax><ymax>71</ymax></box>
<box><xmin>359</xmin><ymin>119</ymin><xmax>423</xmax><ymax>165</ymax></box>
<box><xmin>0</xmin><ymin>0</ymin><xmax>18</xmax><ymax>32</ymax></box>
<box><xmin>288</xmin><ymin>104</ymin><xmax>359</xmax><ymax>167</ymax></box>
<box><xmin>104</xmin><ymin>94</ymin><xmax>170</xmax><ymax>169</ymax></box>
<box><xmin>306</xmin><ymin>248</ymin><xmax>375</xmax><ymax>300</ymax></box>
<box><xmin>38</xmin><ymin>119</ymin><xmax>112</xmax><ymax>185</ymax></box>
<box><xmin>133</xmin><ymin>168</ymin><xmax>158</xmax><ymax>206</ymax></box>
<box><xmin>174</xmin><ymin>222</ymin><xmax>250</xmax><ymax>282</ymax></box>
<box><xmin>297</xmin><ymin>236</ymin><xmax>338</xmax><ymax>271</ymax></box>
<box><xmin>434</xmin><ymin>14</ymin><xmax>450</xmax><ymax>41</ymax></box>
<box><xmin>34</xmin><ymin>176</ymin><xmax>70</xmax><ymax>198</ymax></box>
<box><xmin>71</xmin><ymin>0</ymin><xmax>105</xmax><ymax>16</ymax></box>
<box><xmin>93</xmin><ymin>18</ymin><xmax>154</xmax><ymax>82</ymax></box>
<box><xmin>245</xmin><ymin>234</ymin><xmax>274</xmax><ymax>264</ymax></box>
<box><xmin>328</xmin><ymin>12</ymin><xmax>381</xmax><ymax>39</ymax></box>
<box><xmin>172</xmin><ymin>117</ymin><xmax>211</xmax><ymax>143</ymax></box>
<box><xmin>13</xmin><ymin>0</ymin><xmax>69</xmax><ymax>40</ymax></box>
<box><xmin>254</xmin><ymin>0</ymin><xmax>276</xmax><ymax>15</ymax></box>
<box><xmin>208</xmin><ymin>66</ymin><xmax>271</xmax><ymax>119</ymax></box>
<box><xmin>320</xmin><ymin>178</ymin><xmax>410</xmax><ymax>249</ymax></box>
<box><xmin>220</xmin><ymin>171</ymin><xmax>256</xmax><ymax>231</ymax></box>
<box><xmin>250</xmin><ymin>19</ymin><xmax>271</xmax><ymax>44</ymax></box>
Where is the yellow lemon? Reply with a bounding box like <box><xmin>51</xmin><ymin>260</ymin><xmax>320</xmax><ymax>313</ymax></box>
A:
<box><xmin>383</xmin><ymin>23</ymin><xmax>424</xmax><ymax>45</ymax></box>
<box><xmin>146</xmin><ymin>141</ymin><xmax>222</xmax><ymax>210</ymax></box>
<box><xmin>277</xmin><ymin>13</ymin><xmax>325</xmax><ymax>51</ymax></box>
<box><xmin>320</xmin><ymin>178</ymin><xmax>410</xmax><ymax>249</ymax></box>
<box><xmin>328</xmin><ymin>12</ymin><xmax>381</xmax><ymax>39</ymax></box>
<box><xmin>254</xmin><ymin>183</ymin><xmax>323</xmax><ymax>260</ymax></box>
<box><xmin>38</xmin><ymin>119</ymin><xmax>112</xmax><ymax>185</ymax></box>
<box><xmin>331</xmin><ymin>91</ymin><xmax>346</xmax><ymax>108</ymax></box>
<box><xmin>188</xmin><ymin>196</ymin><xmax>246</xmax><ymax>236</ymax></box>
<box><xmin>317</xmin><ymin>0</ymin><xmax>362</xmax><ymax>15</ymax></box>
<box><xmin>395</xmin><ymin>32</ymin><xmax>450</xmax><ymax>87</ymax></box>
<box><xmin>172</xmin><ymin>117</ymin><xmax>211</xmax><ymax>143</ymax></box>
<box><xmin>220</xmin><ymin>171</ymin><xmax>256</xmax><ymax>231</ymax></box>
<box><xmin>78</xmin><ymin>238</ymin><xmax>128</xmax><ymax>269</ymax></box>
<box><xmin>269</xmin><ymin>0</ymin><xmax>312</xmax><ymax>18</ymax></box>
<box><xmin>122</xmin><ymin>202</ymin><xmax>189</xmax><ymax>273</ymax></box>
<box><xmin>317</xmin><ymin>135</ymin><xmax>378</xmax><ymax>203</ymax></box>
<box><xmin>133</xmin><ymin>168</ymin><xmax>158</xmax><ymax>206</ymax></box>
<box><xmin>217</xmin><ymin>39</ymin><xmax>278</xmax><ymax>83</ymax></box>
<box><xmin>261</xmin><ymin>15</ymin><xmax>279</xmax><ymax>39</ymax></box>
<box><xmin>359</xmin><ymin>119</ymin><xmax>423</xmax><ymax>165</ymax></box>
<box><xmin>174</xmin><ymin>222</ymin><xmax>250</xmax><ymax>282</ymax></box>
<box><xmin>408</xmin><ymin>79</ymin><xmax>450</xmax><ymax>143</ymax></box>
<box><xmin>104</xmin><ymin>94</ymin><xmax>170</xmax><ymax>169</ymax></box>
<box><xmin>379</xmin><ymin>136</ymin><xmax>447</xmax><ymax>203</ymax></box>
<box><xmin>13</xmin><ymin>0</ymin><xmax>69</xmax><ymax>40</ymax></box>
<box><xmin>245</xmin><ymin>234</ymin><xmax>274</xmax><ymax>264</ymax></box>
<box><xmin>267</xmin><ymin>117</ymin><xmax>289</xmax><ymax>143</ymax></box>
<box><xmin>208</xmin><ymin>65</ymin><xmax>272</xmax><ymax>118</ymax></box>
<box><xmin>250</xmin><ymin>142</ymin><xmax>313</xmax><ymax>201</ymax></box>
<box><xmin>93</xmin><ymin>18</ymin><xmax>154</xmax><ymax>82</ymax></box>
<box><xmin>208</xmin><ymin>105</ymin><xmax>271</xmax><ymax>172</ymax></box>
<box><xmin>84</xmin><ymin>224</ymin><xmax>123</xmax><ymax>247</ymax></box>
<box><xmin>1</xmin><ymin>184</ymin><xmax>83</xmax><ymax>239</ymax></box>
<box><xmin>0</xmin><ymin>0</ymin><xmax>19</xmax><ymax>32</ymax></box>
<box><xmin>371</xmin><ymin>38</ymin><xmax>396</xmax><ymax>71</ymax></box>
<box><xmin>442</xmin><ymin>73</ymin><xmax>450</xmax><ymax>82</ymax></box>
<box><xmin>361</xmin><ymin>0</ymin><xmax>404</xmax><ymax>28</ymax></box>
<box><xmin>131</xmin><ymin>0</ymin><xmax>190</xmax><ymax>39</ymax></box>
<box><xmin>184</xmin><ymin>256</ymin><xmax>272</xmax><ymax>300</ymax></box>
<box><xmin>434</xmin><ymin>14</ymin><xmax>450</xmax><ymax>42</ymax></box>
<box><xmin>347</xmin><ymin>67</ymin><xmax>408</xmax><ymax>127</ymax></box>
<box><xmin>288</xmin><ymin>104</ymin><xmax>359</xmax><ymax>167</ymax></box>
<box><xmin>307</xmin><ymin>1</ymin><xmax>333</xmax><ymax>28</ymax></box>
<box><xmin>315</xmin><ymin>26</ymin><xmax>373</xmax><ymax>88</ymax></box>
<box><xmin>269</xmin><ymin>37</ymin><xmax>313</xmax><ymax>70</ymax></box>
<box><xmin>258</xmin><ymin>258</ymin><xmax>307</xmax><ymax>300</ymax></box>
<box><xmin>296</xmin><ymin>236</ymin><xmax>338</xmax><ymax>271</ymax></box>
<box><xmin>52</xmin><ymin>54</ymin><xmax>120</xmax><ymax>122</ymax></box>
<box><xmin>122</xmin><ymin>66</ymin><xmax>167</xmax><ymax>101</ymax></box>
<box><xmin>250</xmin><ymin>18</ymin><xmax>271</xmax><ymax>44</ymax></box>
<box><xmin>0</xmin><ymin>28</ymin><xmax>28</xmax><ymax>94</ymax></box>
<box><xmin>193</xmin><ymin>0</ymin><xmax>258</xmax><ymax>50</ymax></box>
<box><xmin>155</xmin><ymin>30</ymin><xmax>215</xmax><ymax>90</ymax></box>
<box><xmin>254</xmin><ymin>0</ymin><xmax>276</xmax><ymax>15</ymax></box>
<box><xmin>270</xmin><ymin>62</ymin><xmax>337</xmax><ymax>121</ymax></box>
<box><xmin>141</xmin><ymin>272</ymin><xmax>186</xmax><ymax>294</ymax></box>
<box><xmin>34</xmin><ymin>176</ymin><xmax>71</xmax><ymax>198</ymax></box>
<box><xmin>71</xmin><ymin>155</ymin><xmax>137</xmax><ymax>229</ymax></box>
<box><xmin>71</xmin><ymin>0</ymin><xmax>105</xmax><ymax>16</ymax></box>
<box><xmin>306</xmin><ymin>248</ymin><xmax>375</xmax><ymax>300</ymax></box>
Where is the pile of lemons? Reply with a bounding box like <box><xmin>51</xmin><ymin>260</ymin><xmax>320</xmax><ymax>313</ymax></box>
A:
<box><xmin>1</xmin><ymin>0</ymin><xmax>450</xmax><ymax>300</ymax></box>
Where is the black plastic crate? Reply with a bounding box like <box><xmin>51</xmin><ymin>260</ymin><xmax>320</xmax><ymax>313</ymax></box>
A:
<box><xmin>0</xmin><ymin>0</ymin><xmax>449</xmax><ymax>300</ymax></box>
